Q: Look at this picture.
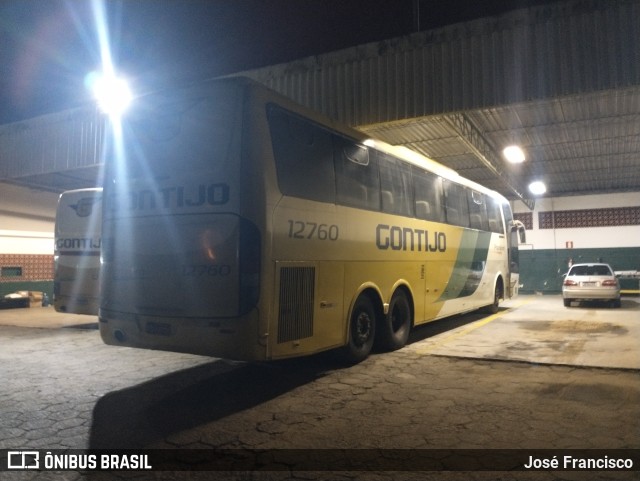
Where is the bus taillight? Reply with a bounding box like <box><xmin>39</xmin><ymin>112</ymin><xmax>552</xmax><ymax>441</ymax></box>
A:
<box><xmin>238</xmin><ymin>219</ymin><xmax>261</xmax><ymax>315</ymax></box>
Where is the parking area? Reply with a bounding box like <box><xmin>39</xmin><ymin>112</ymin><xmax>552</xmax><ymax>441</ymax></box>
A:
<box><xmin>407</xmin><ymin>295</ymin><xmax>640</xmax><ymax>370</ymax></box>
<box><xmin>0</xmin><ymin>295</ymin><xmax>638</xmax><ymax>480</ymax></box>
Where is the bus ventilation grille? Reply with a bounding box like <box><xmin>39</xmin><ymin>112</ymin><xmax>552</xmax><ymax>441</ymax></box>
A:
<box><xmin>278</xmin><ymin>266</ymin><xmax>315</xmax><ymax>344</ymax></box>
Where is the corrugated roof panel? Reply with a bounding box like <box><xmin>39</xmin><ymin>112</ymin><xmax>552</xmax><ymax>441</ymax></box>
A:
<box><xmin>439</xmin><ymin>155</ymin><xmax>487</xmax><ymax>172</ymax></box>
<box><xmin>246</xmin><ymin>0</ymin><xmax>640</xmax><ymax>126</ymax></box>
<box><xmin>0</xmin><ymin>0</ymin><xmax>638</xmax><ymax>199</ymax></box>
<box><xmin>360</xmin><ymin>118</ymin><xmax>453</xmax><ymax>143</ymax></box>
<box><xmin>415</xmin><ymin>141</ymin><xmax>471</xmax><ymax>160</ymax></box>
<box><xmin>0</xmin><ymin>107</ymin><xmax>104</xmax><ymax>179</ymax></box>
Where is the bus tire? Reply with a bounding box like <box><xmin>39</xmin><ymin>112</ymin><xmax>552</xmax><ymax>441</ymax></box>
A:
<box><xmin>341</xmin><ymin>294</ymin><xmax>377</xmax><ymax>364</ymax></box>
<box><xmin>377</xmin><ymin>290</ymin><xmax>412</xmax><ymax>351</ymax></box>
<box><xmin>483</xmin><ymin>280</ymin><xmax>502</xmax><ymax>314</ymax></box>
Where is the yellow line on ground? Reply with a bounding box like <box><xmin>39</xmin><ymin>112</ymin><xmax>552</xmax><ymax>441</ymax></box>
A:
<box><xmin>414</xmin><ymin>297</ymin><xmax>536</xmax><ymax>356</ymax></box>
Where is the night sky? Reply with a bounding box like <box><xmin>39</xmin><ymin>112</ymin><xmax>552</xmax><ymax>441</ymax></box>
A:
<box><xmin>0</xmin><ymin>0</ymin><xmax>557</xmax><ymax>124</ymax></box>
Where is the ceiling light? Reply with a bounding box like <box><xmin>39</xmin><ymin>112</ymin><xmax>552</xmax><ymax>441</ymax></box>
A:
<box><xmin>529</xmin><ymin>181</ymin><xmax>547</xmax><ymax>195</ymax></box>
<box><xmin>503</xmin><ymin>145</ymin><xmax>525</xmax><ymax>163</ymax></box>
<box><xmin>87</xmin><ymin>71</ymin><xmax>132</xmax><ymax>117</ymax></box>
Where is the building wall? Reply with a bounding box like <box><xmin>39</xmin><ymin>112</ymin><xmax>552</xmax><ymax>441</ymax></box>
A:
<box><xmin>513</xmin><ymin>192</ymin><xmax>640</xmax><ymax>293</ymax></box>
<box><xmin>0</xmin><ymin>183</ymin><xmax>57</xmax><ymax>297</ymax></box>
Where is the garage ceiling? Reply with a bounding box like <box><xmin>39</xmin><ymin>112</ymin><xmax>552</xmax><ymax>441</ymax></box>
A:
<box><xmin>2</xmin><ymin>0</ymin><xmax>639</xmax><ymax>207</ymax></box>
<box><xmin>5</xmin><ymin>86</ymin><xmax>638</xmax><ymax>208</ymax></box>
<box><xmin>359</xmin><ymin>86</ymin><xmax>640</xmax><ymax>204</ymax></box>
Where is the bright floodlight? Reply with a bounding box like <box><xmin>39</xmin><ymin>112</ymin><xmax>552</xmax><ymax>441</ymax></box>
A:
<box><xmin>88</xmin><ymin>72</ymin><xmax>132</xmax><ymax>117</ymax></box>
<box><xmin>529</xmin><ymin>181</ymin><xmax>547</xmax><ymax>195</ymax></box>
<box><xmin>503</xmin><ymin>145</ymin><xmax>525</xmax><ymax>163</ymax></box>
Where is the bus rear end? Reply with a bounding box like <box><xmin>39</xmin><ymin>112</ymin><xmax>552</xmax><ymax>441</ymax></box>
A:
<box><xmin>54</xmin><ymin>188</ymin><xmax>102</xmax><ymax>315</ymax></box>
<box><xmin>99</xmin><ymin>79</ymin><xmax>263</xmax><ymax>360</ymax></box>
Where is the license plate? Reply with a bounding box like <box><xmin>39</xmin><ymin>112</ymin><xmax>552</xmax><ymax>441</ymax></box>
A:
<box><xmin>581</xmin><ymin>281</ymin><xmax>597</xmax><ymax>286</ymax></box>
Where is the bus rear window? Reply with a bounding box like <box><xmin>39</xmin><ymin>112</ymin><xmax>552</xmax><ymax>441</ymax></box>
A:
<box><xmin>267</xmin><ymin>105</ymin><xmax>335</xmax><ymax>203</ymax></box>
<box><xmin>123</xmin><ymin>84</ymin><xmax>242</xmax><ymax>179</ymax></box>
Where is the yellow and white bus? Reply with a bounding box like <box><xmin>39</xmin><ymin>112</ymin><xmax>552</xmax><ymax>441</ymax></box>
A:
<box><xmin>100</xmin><ymin>77</ymin><xmax>525</xmax><ymax>363</ymax></box>
<box><xmin>54</xmin><ymin>187</ymin><xmax>102</xmax><ymax>315</ymax></box>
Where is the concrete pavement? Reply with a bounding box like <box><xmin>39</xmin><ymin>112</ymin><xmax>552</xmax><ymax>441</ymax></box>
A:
<box><xmin>0</xmin><ymin>296</ymin><xmax>638</xmax><ymax>481</ymax></box>
<box><xmin>408</xmin><ymin>295</ymin><xmax>640</xmax><ymax>370</ymax></box>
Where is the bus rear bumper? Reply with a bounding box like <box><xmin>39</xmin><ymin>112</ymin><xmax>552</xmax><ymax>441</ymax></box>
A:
<box><xmin>98</xmin><ymin>308</ymin><xmax>266</xmax><ymax>361</ymax></box>
<box><xmin>54</xmin><ymin>295</ymin><xmax>99</xmax><ymax>316</ymax></box>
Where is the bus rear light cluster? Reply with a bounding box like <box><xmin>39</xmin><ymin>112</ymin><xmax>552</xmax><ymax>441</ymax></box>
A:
<box><xmin>238</xmin><ymin>219</ymin><xmax>261</xmax><ymax>316</ymax></box>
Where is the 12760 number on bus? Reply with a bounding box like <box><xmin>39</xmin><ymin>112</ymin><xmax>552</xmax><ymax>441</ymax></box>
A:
<box><xmin>287</xmin><ymin>220</ymin><xmax>339</xmax><ymax>241</ymax></box>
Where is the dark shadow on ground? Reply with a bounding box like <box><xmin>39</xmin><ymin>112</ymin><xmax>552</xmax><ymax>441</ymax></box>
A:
<box><xmin>89</xmin><ymin>305</ymin><xmax>521</xmax><ymax>449</ymax></box>
<box><xmin>63</xmin><ymin>322</ymin><xmax>99</xmax><ymax>330</ymax></box>
<box><xmin>89</xmin><ymin>358</ymin><xmax>326</xmax><ymax>449</ymax></box>
<box><xmin>407</xmin><ymin>306</ymin><xmax>508</xmax><ymax>345</ymax></box>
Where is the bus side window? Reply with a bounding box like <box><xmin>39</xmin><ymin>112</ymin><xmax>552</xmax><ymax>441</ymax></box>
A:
<box><xmin>413</xmin><ymin>168</ymin><xmax>445</xmax><ymax>222</ymax></box>
<box><xmin>334</xmin><ymin>136</ymin><xmax>380</xmax><ymax>211</ymax></box>
<box><xmin>468</xmin><ymin>190</ymin><xmax>489</xmax><ymax>231</ymax></box>
<box><xmin>378</xmin><ymin>152</ymin><xmax>413</xmax><ymax>217</ymax></box>
<box><xmin>267</xmin><ymin>105</ymin><xmax>335</xmax><ymax>203</ymax></box>
<box><xmin>487</xmin><ymin>197</ymin><xmax>505</xmax><ymax>233</ymax></box>
<box><xmin>443</xmin><ymin>180</ymin><xmax>470</xmax><ymax>228</ymax></box>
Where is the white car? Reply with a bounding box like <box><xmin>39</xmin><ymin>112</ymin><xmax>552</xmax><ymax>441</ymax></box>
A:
<box><xmin>562</xmin><ymin>263</ymin><xmax>621</xmax><ymax>307</ymax></box>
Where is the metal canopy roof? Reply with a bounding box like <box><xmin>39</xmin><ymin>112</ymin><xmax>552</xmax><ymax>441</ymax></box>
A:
<box><xmin>359</xmin><ymin>87</ymin><xmax>640</xmax><ymax>204</ymax></box>
<box><xmin>2</xmin><ymin>86</ymin><xmax>638</xmax><ymax>207</ymax></box>
<box><xmin>1</xmin><ymin>0</ymin><xmax>639</xmax><ymax>208</ymax></box>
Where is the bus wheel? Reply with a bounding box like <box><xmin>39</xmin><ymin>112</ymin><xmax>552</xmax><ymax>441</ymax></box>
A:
<box><xmin>341</xmin><ymin>295</ymin><xmax>377</xmax><ymax>364</ymax></box>
<box><xmin>483</xmin><ymin>281</ymin><xmax>502</xmax><ymax>314</ymax></box>
<box><xmin>377</xmin><ymin>290</ymin><xmax>412</xmax><ymax>351</ymax></box>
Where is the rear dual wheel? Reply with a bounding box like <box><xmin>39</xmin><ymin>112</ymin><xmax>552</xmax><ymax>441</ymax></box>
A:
<box><xmin>341</xmin><ymin>290</ymin><xmax>412</xmax><ymax>364</ymax></box>
<box><xmin>376</xmin><ymin>290</ymin><xmax>412</xmax><ymax>352</ymax></box>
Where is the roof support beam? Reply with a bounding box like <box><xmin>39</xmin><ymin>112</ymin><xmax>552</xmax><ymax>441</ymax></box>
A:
<box><xmin>444</xmin><ymin>113</ymin><xmax>535</xmax><ymax>211</ymax></box>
